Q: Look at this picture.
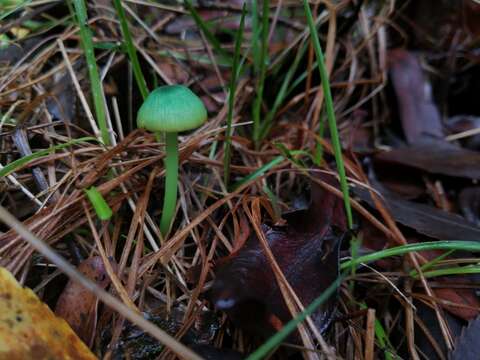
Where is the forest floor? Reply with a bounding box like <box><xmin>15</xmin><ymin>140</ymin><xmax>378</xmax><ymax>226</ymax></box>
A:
<box><xmin>1</xmin><ymin>1</ymin><xmax>480</xmax><ymax>359</ymax></box>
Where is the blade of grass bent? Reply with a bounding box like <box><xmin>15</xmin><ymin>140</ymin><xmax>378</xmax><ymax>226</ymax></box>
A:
<box><xmin>71</xmin><ymin>0</ymin><xmax>110</xmax><ymax>145</ymax></box>
<box><xmin>224</xmin><ymin>3</ymin><xmax>246</xmax><ymax>187</ymax></box>
<box><xmin>302</xmin><ymin>0</ymin><xmax>353</xmax><ymax>229</ymax></box>
<box><xmin>112</xmin><ymin>0</ymin><xmax>148</xmax><ymax>99</ymax></box>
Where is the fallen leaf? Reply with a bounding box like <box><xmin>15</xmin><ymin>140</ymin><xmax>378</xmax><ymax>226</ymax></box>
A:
<box><xmin>449</xmin><ymin>315</ymin><xmax>480</xmax><ymax>360</ymax></box>
<box><xmin>0</xmin><ymin>267</ymin><xmax>96</xmax><ymax>359</ymax></box>
<box><xmin>434</xmin><ymin>287</ymin><xmax>480</xmax><ymax>321</ymax></box>
<box><xmin>55</xmin><ymin>256</ymin><xmax>112</xmax><ymax>347</ymax></box>
<box><xmin>46</xmin><ymin>70</ymin><xmax>77</xmax><ymax>123</ymax></box>
<box><xmin>413</xmin><ymin>301</ymin><xmax>463</xmax><ymax>360</ymax></box>
<box><xmin>388</xmin><ymin>49</ymin><xmax>444</xmax><ymax>144</ymax></box>
<box><xmin>354</xmin><ymin>182</ymin><xmax>480</xmax><ymax>240</ymax></box>
<box><xmin>375</xmin><ymin>140</ymin><xmax>480</xmax><ymax>179</ymax></box>
<box><xmin>458</xmin><ymin>187</ymin><xmax>480</xmax><ymax>226</ymax></box>
<box><xmin>210</xmin><ymin>174</ymin><xmax>346</xmax><ymax>337</ymax></box>
<box><xmin>0</xmin><ymin>37</ymin><xmax>39</xmax><ymax>65</ymax></box>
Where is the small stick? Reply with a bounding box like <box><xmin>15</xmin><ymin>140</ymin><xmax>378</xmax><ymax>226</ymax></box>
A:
<box><xmin>364</xmin><ymin>308</ymin><xmax>375</xmax><ymax>360</ymax></box>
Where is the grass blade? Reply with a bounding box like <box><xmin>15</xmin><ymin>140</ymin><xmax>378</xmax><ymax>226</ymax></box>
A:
<box><xmin>252</xmin><ymin>0</ymin><xmax>270</xmax><ymax>147</ymax></box>
<box><xmin>251</xmin><ymin>0</ymin><xmax>260</xmax><ymax>73</ymax></box>
<box><xmin>421</xmin><ymin>265</ymin><xmax>480</xmax><ymax>279</ymax></box>
<box><xmin>112</xmin><ymin>0</ymin><xmax>148</xmax><ymax>99</ymax></box>
<box><xmin>246</xmin><ymin>275</ymin><xmax>343</xmax><ymax>360</ymax></box>
<box><xmin>71</xmin><ymin>0</ymin><xmax>110</xmax><ymax>145</ymax></box>
<box><xmin>184</xmin><ymin>0</ymin><xmax>232</xmax><ymax>64</ymax></box>
<box><xmin>224</xmin><ymin>3</ymin><xmax>246</xmax><ymax>187</ymax></box>
<box><xmin>259</xmin><ymin>39</ymin><xmax>310</xmax><ymax>139</ymax></box>
<box><xmin>232</xmin><ymin>155</ymin><xmax>284</xmax><ymax>190</ymax></box>
<box><xmin>0</xmin><ymin>137</ymin><xmax>98</xmax><ymax>177</ymax></box>
<box><xmin>84</xmin><ymin>186</ymin><xmax>113</xmax><ymax>220</ymax></box>
<box><xmin>341</xmin><ymin>240</ymin><xmax>480</xmax><ymax>270</ymax></box>
<box><xmin>302</xmin><ymin>0</ymin><xmax>353</xmax><ymax>229</ymax></box>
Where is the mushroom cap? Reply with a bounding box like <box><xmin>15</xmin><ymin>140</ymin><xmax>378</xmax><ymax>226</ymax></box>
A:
<box><xmin>137</xmin><ymin>85</ymin><xmax>207</xmax><ymax>133</ymax></box>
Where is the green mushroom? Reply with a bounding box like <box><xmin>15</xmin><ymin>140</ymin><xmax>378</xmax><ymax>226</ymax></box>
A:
<box><xmin>137</xmin><ymin>85</ymin><xmax>207</xmax><ymax>236</ymax></box>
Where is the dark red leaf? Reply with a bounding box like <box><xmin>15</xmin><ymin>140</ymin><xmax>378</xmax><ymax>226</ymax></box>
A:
<box><xmin>209</xmin><ymin>174</ymin><xmax>346</xmax><ymax>337</ymax></box>
<box><xmin>434</xmin><ymin>287</ymin><xmax>480</xmax><ymax>321</ymax></box>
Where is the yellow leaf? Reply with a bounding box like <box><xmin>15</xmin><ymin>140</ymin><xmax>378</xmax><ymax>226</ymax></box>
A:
<box><xmin>0</xmin><ymin>267</ymin><xmax>97</xmax><ymax>359</ymax></box>
<box><xmin>10</xmin><ymin>26</ymin><xmax>30</xmax><ymax>39</ymax></box>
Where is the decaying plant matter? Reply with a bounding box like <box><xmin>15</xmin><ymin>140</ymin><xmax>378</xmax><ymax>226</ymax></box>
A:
<box><xmin>1</xmin><ymin>1</ymin><xmax>480</xmax><ymax>359</ymax></box>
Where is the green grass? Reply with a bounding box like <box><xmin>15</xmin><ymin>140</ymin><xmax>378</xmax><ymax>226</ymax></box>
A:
<box><xmin>246</xmin><ymin>275</ymin><xmax>343</xmax><ymax>360</ymax></box>
<box><xmin>224</xmin><ymin>4</ymin><xmax>246</xmax><ymax>187</ymax></box>
<box><xmin>341</xmin><ymin>240</ymin><xmax>480</xmax><ymax>270</ymax></box>
<box><xmin>409</xmin><ymin>250</ymin><xmax>455</xmax><ymax>278</ymax></box>
<box><xmin>252</xmin><ymin>0</ymin><xmax>270</xmax><ymax>147</ymax></box>
<box><xmin>112</xmin><ymin>0</ymin><xmax>149</xmax><ymax>100</ymax></box>
<box><xmin>248</xmin><ymin>240</ymin><xmax>478</xmax><ymax>358</ymax></box>
<box><xmin>359</xmin><ymin>302</ymin><xmax>396</xmax><ymax>360</ymax></box>
<box><xmin>71</xmin><ymin>0</ymin><xmax>110</xmax><ymax>145</ymax></box>
<box><xmin>84</xmin><ymin>186</ymin><xmax>113</xmax><ymax>220</ymax></box>
<box><xmin>0</xmin><ymin>0</ymin><xmax>31</xmax><ymax>20</ymax></box>
<box><xmin>251</xmin><ymin>0</ymin><xmax>260</xmax><ymax>74</ymax></box>
<box><xmin>184</xmin><ymin>0</ymin><xmax>232</xmax><ymax>64</ymax></box>
<box><xmin>421</xmin><ymin>265</ymin><xmax>480</xmax><ymax>278</ymax></box>
<box><xmin>302</xmin><ymin>0</ymin><xmax>353</xmax><ymax>230</ymax></box>
<box><xmin>232</xmin><ymin>155</ymin><xmax>285</xmax><ymax>190</ymax></box>
<box><xmin>259</xmin><ymin>39</ymin><xmax>310</xmax><ymax>140</ymax></box>
<box><xmin>0</xmin><ymin>137</ymin><xmax>98</xmax><ymax>177</ymax></box>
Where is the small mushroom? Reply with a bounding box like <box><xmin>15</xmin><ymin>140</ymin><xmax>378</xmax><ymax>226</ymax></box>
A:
<box><xmin>137</xmin><ymin>85</ymin><xmax>207</xmax><ymax>236</ymax></box>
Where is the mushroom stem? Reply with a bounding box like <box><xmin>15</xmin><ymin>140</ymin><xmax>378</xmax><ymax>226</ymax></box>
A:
<box><xmin>159</xmin><ymin>131</ymin><xmax>178</xmax><ymax>236</ymax></box>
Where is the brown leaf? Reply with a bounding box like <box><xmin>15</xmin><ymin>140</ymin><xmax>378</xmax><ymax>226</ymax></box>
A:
<box><xmin>375</xmin><ymin>140</ymin><xmax>480</xmax><ymax>179</ymax></box>
<box><xmin>210</xmin><ymin>174</ymin><xmax>346</xmax><ymax>337</ymax></box>
<box><xmin>0</xmin><ymin>267</ymin><xmax>96</xmax><ymax>359</ymax></box>
<box><xmin>388</xmin><ymin>49</ymin><xmax>444</xmax><ymax>143</ymax></box>
<box><xmin>434</xmin><ymin>287</ymin><xmax>480</xmax><ymax>321</ymax></box>
<box><xmin>354</xmin><ymin>182</ymin><xmax>480</xmax><ymax>240</ymax></box>
<box><xmin>55</xmin><ymin>256</ymin><xmax>112</xmax><ymax>347</ymax></box>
